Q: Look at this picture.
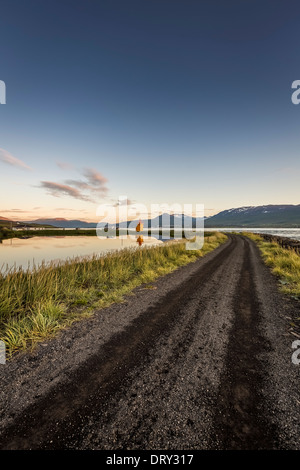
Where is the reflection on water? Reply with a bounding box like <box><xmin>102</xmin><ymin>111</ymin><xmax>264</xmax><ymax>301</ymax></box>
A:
<box><xmin>136</xmin><ymin>235</ymin><xmax>144</xmax><ymax>246</ymax></box>
<box><xmin>3</xmin><ymin>227</ymin><xmax>299</xmax><ymax>272</ymax></box>
<box><xmin>0</xmin><ymin>235</ymin><xmax>162</xmax><ymax>272</ymax></box>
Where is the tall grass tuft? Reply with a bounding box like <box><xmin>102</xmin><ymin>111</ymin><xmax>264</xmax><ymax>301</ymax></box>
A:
<box><xmin>243</xmin><ymin>232</ymin><xmax>300</xmax><ymax>299</ymax></box>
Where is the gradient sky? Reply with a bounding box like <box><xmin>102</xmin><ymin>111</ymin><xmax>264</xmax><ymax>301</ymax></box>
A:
<box><xmin>1</xmin><ymin>0</ymin><xmax>300</xmax><ymax>221</ymax></box>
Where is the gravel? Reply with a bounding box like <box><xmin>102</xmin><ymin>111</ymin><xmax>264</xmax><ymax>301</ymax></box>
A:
<box><xmin>0</xmin><ymin>234</ymin><xmax>299</xmax><ymax>450</ymax></box>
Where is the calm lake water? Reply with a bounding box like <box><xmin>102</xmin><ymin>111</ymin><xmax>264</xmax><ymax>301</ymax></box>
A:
<box><xmin>0</xmin><ymin>235</ymin><xmax>163</xmax><ymax>272</ymax></box>
<box><xmin>1</xmin><ymin>228</ymin><xmax>300</xmax><ymax>273</ymax></box>
<box><xmin>208</xmin><ymin>227</ymin><xmax>300</xmax><ymax>241</ymax></box>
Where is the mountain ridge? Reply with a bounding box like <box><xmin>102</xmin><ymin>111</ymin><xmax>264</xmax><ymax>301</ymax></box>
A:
<box><xmin>205</xmin><ymin>204</ymin><xmax>300</xmax><ymax>228</ymax></box>
<box><xmin>2</xmin><ymin>204</ymin><xmax>300</xmax><ymax>229</ymax></box>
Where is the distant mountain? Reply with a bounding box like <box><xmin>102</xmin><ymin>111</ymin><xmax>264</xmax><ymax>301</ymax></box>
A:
<box><xmin>205</xmin><ymin>205</ymin><xmax>300</xmax><ymax>228</ymax></box>
<box><xmin>28</xmin><ymin>214</ymin><xmax>204</xmax><ymax>230</ymax></box>
<box><xmin>117</xmin><ymin>213</ymin><xmax>203</xmax><ymax>230</ymax></box>
<box><xmin>5</xmin><ymin>205</ymin><xmax>300</xmax><ymax>230</ymax></box>
<box><xmin>0</xmin><ymin>216</ymin><xmax>13</xmax><ymax>228</ymax></box>
<box><xmin>0</xmin><ymin>217</ymin><xmax>54</xmax><ymax>229</ymax></box>
<box><xmin>28</xmin><ymin>218</ymin><xmax>98</xmax><ymax>228</ymax></box>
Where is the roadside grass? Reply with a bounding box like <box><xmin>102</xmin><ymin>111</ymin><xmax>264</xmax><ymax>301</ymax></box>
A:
<box><xmin>0</xmin><ymin>228</ymin><xmax>98</xmax><ymax>239</ymax></box>
<box><xmin>243</xmin><ymin>232</ymin><xmax>300</xmax><ymax>299</ymax></box>
<box><xmin>0</xmin><ymin>232</ymin><xmax>227</xmax><ymax>357</ymax></box>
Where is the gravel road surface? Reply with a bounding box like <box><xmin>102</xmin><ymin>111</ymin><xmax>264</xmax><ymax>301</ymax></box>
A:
<box><xmin>0</xmin><ymin>234</ymin><xmax>300</xmax><ymax>450</ymax></box>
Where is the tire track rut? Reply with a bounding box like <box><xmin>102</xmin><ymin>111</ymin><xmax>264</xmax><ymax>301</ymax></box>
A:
<box><xmin>0</xmin><ymin>235</ymin><xmax>238</xmax><ymax>449</ymax></box>
<box><xmin>1</xmin><ymin>234</ymin><xmax>300</xmax><ymax>450</ymax></box>
<box><xmin>211</xmin><ymin>237</ymin><xmax>279</xmax><ymax>449</ymax></box>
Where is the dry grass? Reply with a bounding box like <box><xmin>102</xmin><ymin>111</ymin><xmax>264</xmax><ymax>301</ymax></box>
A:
<box><xmin>243</xmin><ymin>232</ymin><xmax>300</xmax><ymax>299</ymax></box>
<box><xmin>0</xmin><ymin>232</ymin><xmax>227</xmax><ymax>356</ymax></box>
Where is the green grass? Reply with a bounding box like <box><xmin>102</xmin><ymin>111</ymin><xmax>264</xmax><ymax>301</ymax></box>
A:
<box><xmin>1</xmin><ymin>228</ymin><xmax>219</xmax><ymax>239</ymax></box>
<box><xmin>243</xmin><ymin>232</ymin><xmax>300</xmax><ymax>299</ymax></box>
<box><xmin>0</xmin><ymin>228</ymin><xmax>97</xmax><ymax>239</ymax></box>
<box><xmin>0</xmin><ymin>232</ymin><xmax>227</xmax><ymax>357</ymax></box>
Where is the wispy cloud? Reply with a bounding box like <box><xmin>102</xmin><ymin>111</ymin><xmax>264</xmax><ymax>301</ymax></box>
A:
<box><xmin>65</xmin><ymin>168</ymin><xmax>108</xmax><ymax>196</ymax></box>
<box><xmin>0</xmin><ymin>148</ymin><xmax>32</xmax><ymax>170</ymax></box>
<box><xmin>40</xmin><ymin>167</ymin><xmax>109</xmax><ymax>203</ymax></box>
<box><xmin>55</xmin><ymin>207</ymin><xmax>86</xmax><ymax>212</ymax></box>
<box><xmin>83</xmin><ymin>168</ymin><xmax>108</xmax><ymax>188</ymax></box>
<box><xmin>113</xmin><ymin>198</ymin><xmax>134</xmax><ymax>207</ymax></box>
<box><xmin>0</xmin><ymin>208</ymin><xmax>29</xmax><ymax>213</ymax></box>
<box><xmin>274</xmin><ymin>166</ymin><xmax>300</xmax><ymax>175</ymax></box>
<box><xmin>56</xmin><ymin>161</ymin><xmax>74</xmax><ymax>170</ymax></box>
<box><xmin>40</xmin><ymin>181</ymin><xmax>92</xmax><ymax>202</ymax></box>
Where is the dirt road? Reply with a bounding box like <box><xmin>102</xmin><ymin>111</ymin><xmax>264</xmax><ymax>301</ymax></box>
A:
<box><xmin>0</xmin><ymin>234</ymin><xmax>300</xmax><ymax>450</ymax></box>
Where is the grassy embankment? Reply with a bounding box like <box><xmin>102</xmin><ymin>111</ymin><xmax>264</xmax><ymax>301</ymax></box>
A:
<box><xmin>0</xmin><ymin>232</ymin><xmax>227</xmax><ymax>357</ymax></box>
<box><xmin>1</xmin><ymin>228</ymin><xmax>201</xmax><ymax>239</ymax></box>
<box><xmin>244</xmin><ymin>232</ymin><xmax>300</xmax><ymax>299</ymax></box>
<box><xmin>0</xmin><ymin>228</ymin><xmax>97</xmax><ymax>239</ymax></box>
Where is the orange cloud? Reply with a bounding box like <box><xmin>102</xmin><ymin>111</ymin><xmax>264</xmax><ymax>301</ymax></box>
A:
<box><xmin>40</xmin><ymin>167</ymin><xmax>109</xmax><ymax>203</ymax></box>
<box><xmin>0</xmin><ymin>148</ymin><xmax>32</xmax><ymax>170</ymax></box>
<box><xmin>40</xmin><ymin>181</ymin><xmax>92</xmax><ymax>202</ymax></box>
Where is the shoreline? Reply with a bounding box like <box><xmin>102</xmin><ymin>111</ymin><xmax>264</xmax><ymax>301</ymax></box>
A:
<box><xmin>0</xmin><ymin>234</ymin><xmax>299</xmax><ymax>450</ymax></box>
<box><xmin>0</xmin><ymin>232</ymin><xmax>227</xmax><ymax>357</ymax></box>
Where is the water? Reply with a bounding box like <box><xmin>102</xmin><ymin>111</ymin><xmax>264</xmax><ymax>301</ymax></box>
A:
<box><xmin>2</xmin><ymin>228</ymin><xmax>299</xmax><ymax>273</ymax></box>
<box><xmin>206</xmin><ymin>227</ymin><xmax>300</xmax><ymax>241</ymax></box>
<box><xmin>0</xmin><ymin>235</ymin><xmax>163</xmax><ymax>272</ymax></box>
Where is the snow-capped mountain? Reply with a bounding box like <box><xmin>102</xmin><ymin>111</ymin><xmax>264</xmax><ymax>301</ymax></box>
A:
<box><xmin>205</xmin><ymin>205</ymin><xmax>300</xmax><ymax>227</ymax></box>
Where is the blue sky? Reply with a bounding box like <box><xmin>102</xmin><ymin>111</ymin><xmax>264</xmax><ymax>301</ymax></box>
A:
<box><xmin>1</xmin><ymin>0</ymin><xmax>300</xmax><ymax>221</ymax></box>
